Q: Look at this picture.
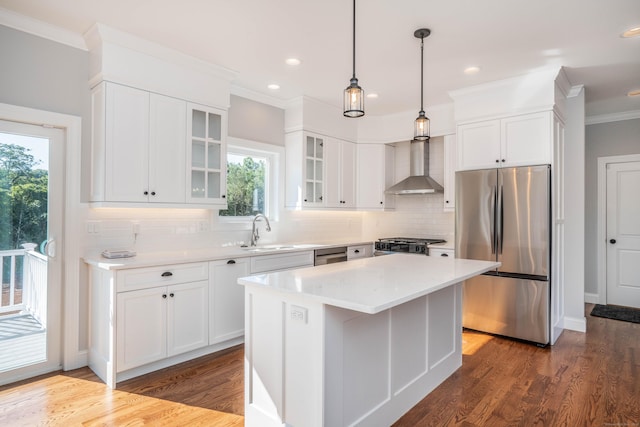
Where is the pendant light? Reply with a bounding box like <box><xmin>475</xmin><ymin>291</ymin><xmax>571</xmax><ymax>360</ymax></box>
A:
<box><xmin>413</xmin><ymin>28</ymin><xmax>431</xmax><ymax>140</ymax></box>
<box><xmin>343</xmin><ymin>0</ymin><xmax>364</xmax><ymax>117</ymax></box>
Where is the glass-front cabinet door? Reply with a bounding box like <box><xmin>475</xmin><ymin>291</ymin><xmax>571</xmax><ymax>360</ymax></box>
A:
<box><xmin>187</xmin><ymin>103</ymin><xmax>227</xmax><ymax>206</ymax></box>
<box><xmin>304</xmin><ymin>135</ymin><xmax>324</xmax><ymax>206</ymax></box>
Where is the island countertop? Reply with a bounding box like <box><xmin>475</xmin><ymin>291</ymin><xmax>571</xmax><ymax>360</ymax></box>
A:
<box><xmin>238</xmin><ymin>254</ymin><xmax>500</xmax><ymax>314</ymax></box>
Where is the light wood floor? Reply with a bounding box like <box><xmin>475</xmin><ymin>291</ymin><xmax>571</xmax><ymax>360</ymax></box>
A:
<box><xmin>0</xmin><ymin>304</ymin><xmax>638</xmax><ymax>426</ymax></box>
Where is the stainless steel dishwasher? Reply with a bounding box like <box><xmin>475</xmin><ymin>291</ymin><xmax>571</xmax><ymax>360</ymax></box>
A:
<box><xmin>314</xmin><ymin>246</ymin><xmax>348</xmax><ymax>266</ymax></box>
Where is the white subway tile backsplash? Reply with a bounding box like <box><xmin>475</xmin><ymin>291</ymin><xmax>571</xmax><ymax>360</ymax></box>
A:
<box><xmin>83</xmin><ymin>136</ymin><xmax>455</xmax><ymax>255</ymax></box>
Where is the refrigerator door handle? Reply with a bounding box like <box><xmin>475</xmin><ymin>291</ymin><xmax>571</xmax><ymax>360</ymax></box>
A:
<box><xmin>490</xmin><ymin>185</ymin><xmax>497</xmax><ymax>254</ymax></box>
<box><xmin>498</xmin><ymin>185</ymin><xmax>504</xmax><ymax>254</ymax></box>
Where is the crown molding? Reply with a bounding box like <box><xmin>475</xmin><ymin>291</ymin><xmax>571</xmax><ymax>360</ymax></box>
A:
<box><xmin>0</xmin><ymin>7</ymin><xmax>86</xmax><ymax>50</ymax></box>
<box><xmin>84</xmin><ymin>23</ymin><xmax>237</xmax><ymax>83</ymax></box>
<box><xmin>567</xmin><ymin>84</ymin><xmax>584</xmax><ymax>98</ymax></box>
<box><xmin>230</xmin><ymin>84</ymin><xmax>289</xmax><ymax>109</ymax></box>
<box><xmin>586</xmin><ymin>110</ymin><xmax>640</xmax><ymax>125</ymax></box>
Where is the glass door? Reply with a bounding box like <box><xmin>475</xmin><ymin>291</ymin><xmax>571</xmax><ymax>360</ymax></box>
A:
<box><xmin>0</xmin><ymin>119</ymin><xmax>62</xmax><ymax>385</ymax></box>
<box><xmin>187</xmin><ymin>104</ymin><xmax>227</xmax><ymax>206</ymax></box>
<box><xmin>304</xmin><ymin>135</ymin><xmax>324</xmax><ymax>206</ymax></box>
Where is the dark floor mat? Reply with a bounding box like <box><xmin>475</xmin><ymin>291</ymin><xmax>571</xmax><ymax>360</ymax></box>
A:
<box><xmin>590</xmin><ymin>304</ymin><xmax>640</xmax><ymax>324</ymax></box>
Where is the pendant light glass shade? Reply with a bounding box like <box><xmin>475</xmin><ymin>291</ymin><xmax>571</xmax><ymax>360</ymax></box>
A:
<box><xmin>344</xmin><ymin>78</ymin><xmax>364</xmax><ymax>117</ymax></box>
<box><xmin>344</xmin><ymin>0</ymin><xmax>364</xmax><ymax>117</ymax></box>
<box><xmin>414</xmin><ymin>110</ymin><xmax>430</xmax><ymax>140</ymax></box>
<box><xmin>413</xmin><ymin>28</ymin><xmax>431</xmax><ymax>140</ymax></box>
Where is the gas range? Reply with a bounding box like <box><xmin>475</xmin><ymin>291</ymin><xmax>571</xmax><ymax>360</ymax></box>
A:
<box><xmin>374</xmin><ymin>237</ymin><xmax>446</xmax><ymax>255</ymax></box>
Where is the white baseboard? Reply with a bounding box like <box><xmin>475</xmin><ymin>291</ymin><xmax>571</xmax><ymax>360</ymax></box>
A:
<box><xmin>584</xmin><ymin>293</ymin><xmax>600</xmax><ymax>304</ymax></box>
<box><xmin>563</xmin><ymin>316</ymin><xmax>587</xmax><ymax>333</ymax></box>
<box><xmin>64</xmin><ymin>349</ymin><xmax>88</xmax><ymax>371</ymax></box>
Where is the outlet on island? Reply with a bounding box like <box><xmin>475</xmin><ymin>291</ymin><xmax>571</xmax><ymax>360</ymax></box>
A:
<box><xmin>290</xmin><ymin>305</ymin><xmax>308</xmax><ymax>324</ymax></box>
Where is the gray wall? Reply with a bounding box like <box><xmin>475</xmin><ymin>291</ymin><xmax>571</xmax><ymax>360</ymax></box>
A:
<box><xmin>0</xmin><ymin>25</ymin><xmax>92</xmax><ymax>199</ymax></box>
<box><xmin>228</xmin><ymin>95</ymin><xmax>284</xmax><ymax>145</ymax></box>
<box><xmin>585</xmin><ymin>118</ymin><xmax>640</xmax><ymax>295</ymax></box>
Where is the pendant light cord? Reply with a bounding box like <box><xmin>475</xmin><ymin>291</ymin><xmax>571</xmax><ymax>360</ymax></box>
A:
<box><xmin>352</xmin><ymin>0</ymin><xmax>356</xmax><ymax>79</ymax></box>
<box><xmin>420</xmin><ymin>36</ymin><xmax>424</xmax><ymax>112</ymax></box>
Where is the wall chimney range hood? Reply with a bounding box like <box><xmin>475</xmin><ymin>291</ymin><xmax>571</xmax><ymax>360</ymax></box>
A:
<box><xmin>385</xmin><ymin>139</ymin><xmax>444</xmax><ymax>195</ymax></box>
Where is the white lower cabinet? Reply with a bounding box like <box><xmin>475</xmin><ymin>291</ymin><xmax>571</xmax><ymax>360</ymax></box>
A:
<box><xmin>429</xmin><ymin>248</ymin><xmax>455</xmax><ymax>258</ymax></box>
<box><xmin>89</xmin><ymin>261</ymin><xmax>217</xmax><ymax>388</ymax></box>
<box><xmin>250</xmin><ymin>251</ymin><xmax>315</xmax><ymax>274</ymax></box>
<box><xmin>209</xmin><ymin>258</ymin><xmax>250</xmax><ymax>344</ymax></box>
<box><xmin>347</xmin><ymin>244</ymin><xmax>373</xmax><ymax>260</ymax></box>
<box><xmin>116</xmin><ymin>280</ymin><xmax>209</xmax><ymax>372</ymax></box>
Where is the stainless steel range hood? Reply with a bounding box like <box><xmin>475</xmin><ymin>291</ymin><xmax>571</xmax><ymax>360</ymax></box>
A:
<box><xmin>385</xmin><ymin>139</ymin><xmax>444</xmax><ymax>194</ymax></box>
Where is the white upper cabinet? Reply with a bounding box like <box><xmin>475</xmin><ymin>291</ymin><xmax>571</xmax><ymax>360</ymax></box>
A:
<box><xmin>443</xmin><ymin>134</ymin><xmax>456</xmax><ymax>211</ymax></box>
<box><xmin>186</xmin><ymin>104</ymin><xmax>227</xmax><ymax>207</ymax></box>
<box><xmin>456</xmin><ymin>111</ymin><xmax>552</xmax><ymax>171</ymax></box>
<box><xmin>325</xmin><ymin>139</ymin><xmax>356</xmax><ymax>208</ymax></box>
<box><xmin>500</xmin><ymin>112</ymin><xmax>553</xmax><ymax>167</ymax></box>
<box><xmin>285</xmin><ymin>131</ymin><xmax>326</xmax><ymax>208</ymax></box>
<box><xmin>356</xmin><ymin>144</ymin><xmax>395</xmax><ymax>210</ymax></box>
<box><xmin>149</xmin><ymin>93</ymin><xmax>187</xmax><ymax>203</ymax></box>
<box><xmin>91</xmin><ymin>81</ymin><xmax>187</xmax><ymax>204</ymax></box>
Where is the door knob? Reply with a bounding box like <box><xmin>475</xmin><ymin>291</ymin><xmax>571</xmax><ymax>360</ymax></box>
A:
<box><xmin>610</xmin><ymin>239</ymin><xmax>616</xmax><ymax>244</ymax></box>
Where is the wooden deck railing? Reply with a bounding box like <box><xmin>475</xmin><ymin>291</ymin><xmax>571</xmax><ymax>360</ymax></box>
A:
<box><xmin>1</xmin><ymin>246</ymin><xmax>47</xmax><ymax>318</ymax></box>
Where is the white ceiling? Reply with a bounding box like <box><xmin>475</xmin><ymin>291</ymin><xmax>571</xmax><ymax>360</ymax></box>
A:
<box><xmin>1</xmin><ymin>0</ymin><xmax>639</xmax><ymax>118</ymax></box>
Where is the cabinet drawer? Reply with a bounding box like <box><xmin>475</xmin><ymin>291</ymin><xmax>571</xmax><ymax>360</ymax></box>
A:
<box><xmin>429</xmin><ymin>248</ymin><xmax>455</xmax><ymax>258</ymax></box>
<box><xmin>116</xmin><ymin>262</ymin><xmax>209</xmax><ymax>292</ymax></box>
<box><xmin>347</xmin><ymin>245</ymin><xmax>371</xmax><ymax>260</ymax></box>
<box><xmin>250</xmin><ymin>251</ymin><xmax>314</xmax><ymax>274</ymax></box>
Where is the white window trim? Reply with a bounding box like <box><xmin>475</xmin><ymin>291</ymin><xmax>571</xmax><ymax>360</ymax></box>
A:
<box><xmin>217</xmin><ymin>137</ymin><xmax>284</xmax><ymax>226</ymax></box>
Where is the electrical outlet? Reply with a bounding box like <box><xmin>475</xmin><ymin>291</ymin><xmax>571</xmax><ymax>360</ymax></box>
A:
<box><xmin>86</xmin><ymin>221</ymin><xmax>100</xmax><ymax>234</ymax></box>
<box><xmin>290</xmin><ymin>305</ymin><xmax>308</xmax><ymax>323</ymax></box>
<box><xmin>198</xmin><ymin>221</ymin><xmax>209</xmax><ymax>232</ymax></box>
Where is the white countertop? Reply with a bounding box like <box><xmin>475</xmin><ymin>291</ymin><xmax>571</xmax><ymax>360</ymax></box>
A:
<box><xmin>238</xmin><ymin>254</ymin><xmax>500</xmax><ymax>314</ymax></box>
<box><xmin>83</xmin><ymin>240</ymin><xmax>374</xmax><ymax>270</ymax></box>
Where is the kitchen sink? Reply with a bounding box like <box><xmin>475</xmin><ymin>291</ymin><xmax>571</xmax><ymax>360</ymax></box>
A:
<box><xmin>242</xmin><ymin>245</ymin><xmax>296</xmax><ymax>252</ymax></box>
<box><xmin>241</xmin><ymin>244</ymin><xmax>320</xmax><ymax>252</ymax></box>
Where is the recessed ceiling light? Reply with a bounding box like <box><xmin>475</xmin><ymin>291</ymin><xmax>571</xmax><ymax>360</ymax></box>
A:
<box><xmin>628</xmin><ymin>89</ymin><xmax>640</xmax><ymax>97</ymax></box>
<box><xmin>621</xmin><ymin>26</ymin><xmax>640</xmax><ymax>38</ymax></box>
<box><xmin>366</xmin><ymin>93</ymin><xmax>379</xmax><ymax>99</ymax></box>
<box><xmin>285</xmin><ymin>58</ymin><xmax>301</xmax><ymax>66</ymax></box>
<box><xmin>464</xmin><ymin>66</ymin><xmax>481</xmax><ymax>75</ymax></box>
<box><xmin>267</xmin><ymin>84</ymin><xmax>280</xmax><ymax>90</ymax></box>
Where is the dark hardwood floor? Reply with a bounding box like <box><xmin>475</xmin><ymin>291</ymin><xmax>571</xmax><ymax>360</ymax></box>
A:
<box><xmin>0</xmin><ymin>304</ymin><xmax>638</xmax><ymax>426</ymax></box>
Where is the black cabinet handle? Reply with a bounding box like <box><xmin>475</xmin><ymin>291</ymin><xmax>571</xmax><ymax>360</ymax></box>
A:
<box><xmin>610</xmin><ymin>239</ymin><xmax>616</xmax><ymax>244</ymax></box>
<box><xmin>445</xmin><ymin>200</ymin><xmax>450</xmax><ymax>204</ymax></box>
<box><xmin>380</xmin><ymin>201</ymin><xmax>383</xmax><ymax>205</ymax></box>
<box><xmin>161</xmin><ymin>271</ymin><xmax>173</xmax><ymax>277</ymax></box>
<box><xmin>501</xmin><ymin>159</ymin><xmax>506</xmax><ymax>162</ymax></box>
<box><xmin>222</xmin><ymin>195</ymin><xmax>226</xmax><ymax>198</ymax></box>
<box><xmin>169</xmin><ymin>293</ymin><xmax>174</xmax><ymax>298</ymax></box>
<box><xmin>227</xmin><ymin>259</ymin><xmax>236</xmax><ymax>264</ymax></box>
<box><xmin>495</xmin><ymin>159</ymin><xmax>499</xmax><ymax>163</ymax></box>
<box><xmin>151</xmin><ymin>191</ymin><xmax>156</xmax><ymax>196</ymax></box>
<box><xmin>319</xmin><ymin>196</ymin><xmax>323</xmax><ymax>201</ymax></box>
<box><xmin>441</xmin><ymin>253</ymin><xmax>449</xmax><ymax>257</ymax></box>
<box><xmin>304</xmin><ymin>199</ymin><xmax>308</xmax><ymax>202</ymax></box>
<box><xmin>144</xmin><ymin>191</ymin><xmax>149</xmax><ymax>195</ymax></box>
<box><xmin>162</xmin><ymin>294</ymin><xmax>167</xmax><ymax>299</ymax></box>
<box><xmin>354</xmin><ymin>249</ymin><xmax>360</xmax><ymax>253</ymax></box>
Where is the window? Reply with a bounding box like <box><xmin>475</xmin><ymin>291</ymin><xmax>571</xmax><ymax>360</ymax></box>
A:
<box><xmin>219</xmin><ymin>138</ymin><xmax>281</xmax><ymax>219</ymax></box>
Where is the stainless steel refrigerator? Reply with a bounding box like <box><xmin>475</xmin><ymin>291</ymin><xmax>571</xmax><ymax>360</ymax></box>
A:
<box><xmin>455</xmin><ymin>165</ymin><xmax>551</xmax><ymax>345</ymax></box>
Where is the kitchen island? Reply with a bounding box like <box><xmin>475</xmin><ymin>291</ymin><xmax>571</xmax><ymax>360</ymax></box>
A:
<box><xmin>238</xmin><ymin>254</ymin><xmax>500</xmax><ymax>427</ymax></box>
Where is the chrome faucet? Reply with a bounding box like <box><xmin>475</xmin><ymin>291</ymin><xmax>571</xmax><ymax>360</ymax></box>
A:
<box><xmin>250</xmin><ymin>214</ymin><xmax>272</xmax><ymax>246</ymax></box>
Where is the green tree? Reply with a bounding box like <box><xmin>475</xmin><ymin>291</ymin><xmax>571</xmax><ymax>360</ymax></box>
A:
<box><xmin>220</xmin><ymin>157</ymin><xmax>265</xmax><ymax>216</ymax></box>
<box><xmin>0</xmin><ymin>143</ymin><xmax>48</xmax><ymax>251</ymax></box>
